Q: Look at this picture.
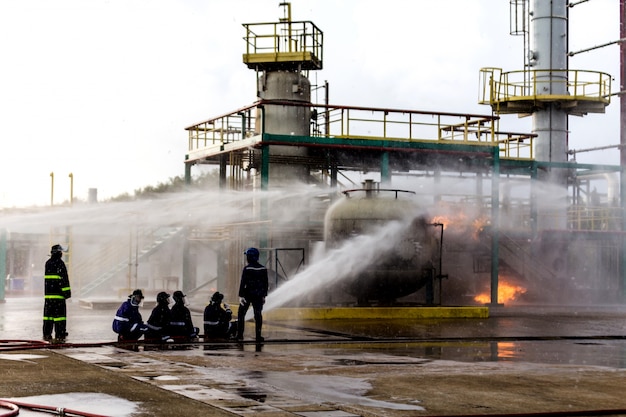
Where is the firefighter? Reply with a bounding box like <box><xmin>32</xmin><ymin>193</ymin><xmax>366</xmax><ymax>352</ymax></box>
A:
<box><xmin>43</xmin><ymin>244</ymin><xmax>71</xmax><ymax>342</ymax></box>
<box><xmin>169</xmin><ymin>290</ymin><xmax>198</xmax><ymax>342</ymax></box>
<box><xmin>145</xmin><ymin>291</ymin><xmax>172</xmax><ymax>345</ymax></box>
<box><xmin>237</xmin><ymin>247</ymin><xmax>268</xmax><ymax>342</ymax></box>
<box><xmin>203</xmin><ymin>291</ymin><xmax>237</xmax><ymax>340</ymax></box>
<box><xmin>112</xmin><ymin>289</ymin><xmax>148</xmax><ymax>345</ymax></box>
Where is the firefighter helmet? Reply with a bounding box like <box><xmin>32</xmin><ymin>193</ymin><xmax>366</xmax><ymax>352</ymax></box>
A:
<box><xmin>131</xmin><ymin>289</ymin><xmax>144</xmax><ymax>299</ymax></box>
<box><xmin>130</xmin><ymin>289</ymin><xmax>144</xmax><ymax>306</ymax></box>
<box><xmin>157</xmin><ymin>291</ymin><xmax>170</xmax><ymax>304</ymax></box>
<box><xmin>244</xmin><ymin>247</ymin><xmax>260</xmax><ymax>261</ymax></box>
<box><xmin>50</xmin><ymin>244</ymin><xmax>65</xmax><ymax>254</ymax></box>
<box><xmin>173</xmin><ymin>290</ymin><xmax>185</xmax><ymax>303</ymax></box>
<box><xmin>211</xmin><ymin>291</ymin><xmax>224</xmax><ymax>303</ymax></box>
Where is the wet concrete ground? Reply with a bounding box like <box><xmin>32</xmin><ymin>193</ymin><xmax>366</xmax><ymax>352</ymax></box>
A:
<box><xmin>3</xmin><ymin>296</ymin><xmax>626</xmax><ymax>416</ymax></box>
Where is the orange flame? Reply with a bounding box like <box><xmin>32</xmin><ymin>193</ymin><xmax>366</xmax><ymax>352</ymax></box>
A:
<box><xmin>474</xmin><ymin>280</ymin><xmax>527</xmax><ymax>304</ymax></box>
<box><xmin>431</xmin><ymin>214</ymin><xmax>463</xmax><ymax>230</ymax></box>
<box><xmin>431</xmin><ymin>213</ymin><xmax>489</xmax><ymax>240</ymax></box>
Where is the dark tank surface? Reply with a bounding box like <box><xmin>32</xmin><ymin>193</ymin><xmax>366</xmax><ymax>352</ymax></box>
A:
<box><xmin>324</xmin><ymin>182</ymin><xmax>440</xmax><ymax>305</ymax></box>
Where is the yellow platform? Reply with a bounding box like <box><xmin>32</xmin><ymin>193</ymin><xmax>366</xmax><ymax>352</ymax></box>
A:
<box><xmin>258</xmin><ymin>306</ymin><xmax>489</xmax><ymax>321</ymax></box>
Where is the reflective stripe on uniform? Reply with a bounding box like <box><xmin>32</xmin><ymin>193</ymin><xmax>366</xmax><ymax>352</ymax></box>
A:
<box><xmin>44</xmin><ymin>295</ymin><xmax>65</xmax><ymax>299</ymax></box>
<box><xmin>114</xmin><ymin>316</ymin><xmax>130</xmax><ymax>322</ymax></box>
<box><xmin>43</xmin><ymin>316</ymin><xmax>66</xmax><ymax>321</ymax></box>
<box><xmin>204</xmin><ymin>320</ymin><xmax>219</xmax><ymax>325</ymax></box>
<box><xmin>170</xmin><ymin>321</ymin><xmax>185</xmax><ymax>326</ymax></box>
<box><xmin>45</xmin><ymin>275</ymin><xmax>61</xmax><ymax>279</ymax></box>
<box><xmin>246</xmin><ymin>266</ymin><xmax>266</xmax><ymax>271</ymax></box>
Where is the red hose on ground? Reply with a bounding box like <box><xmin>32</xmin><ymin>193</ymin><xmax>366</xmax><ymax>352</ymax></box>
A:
<box><xmin>0</xmin><ymin>340</ymin><xmax>49</xmax><ymax>351</ymax></box>
<box><xmin>0</xmin><ymin>399</ymin><xmax>112</xmax><ymax>417</ymax></box>
<box><xmin>0</xmin><ymin>340</ymin><xmax>117</xmax><ymax>352</ymax></box>
<box><xmin>0</xmin><ymin>400</ymin><xmax>18</xmax><ymax>417</ymax></box>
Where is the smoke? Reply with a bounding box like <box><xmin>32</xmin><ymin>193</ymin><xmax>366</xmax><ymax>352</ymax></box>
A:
<box><xmin>3</xmin><ymin>172</ymin><xmax>619</xmax><ymax>307</ymax></box>
<box><xmin>1</xmin><ymin>185</ymin><xmax>336</xmax><ymax>299</ymax></box>
<box><xmin>0</xmin><ymin>186</ymin><xmax>329</xmax><ymax>234</ymax></box>
<box><xmin>386</xmin><ymin>172</ymin><xmax>622</xmax><ymax>306</ymax></box>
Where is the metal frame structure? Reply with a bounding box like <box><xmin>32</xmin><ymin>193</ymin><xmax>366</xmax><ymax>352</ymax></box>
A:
<box><xmin>184</xmin><ymin>100</ymin><xmax>623</xmax><ymax>305</ymax></box>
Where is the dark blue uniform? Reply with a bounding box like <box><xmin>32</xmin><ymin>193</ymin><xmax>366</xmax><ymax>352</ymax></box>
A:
<box><xmin>169</xmin><ymin>300</ymin><xmax>197</xmax><ymax>341</ymax></box>
<box><xmin>112</xmin><ymin>298</ymin><xmax>145</xmax><ymax>341</ymax></box>
<box><xmin>204</xmin><ymin>302</ymin><xmax>236</xmax><ymax>339</ymax></box>
<box><xmin>145</xmin><ymin>303</ymin><xmax>172</xmax><ymax>342</ymax></box>
<box><xmin>237</xmin><ymin>259</ymin><xmax>268</xmax><ymax>341</ymax></box>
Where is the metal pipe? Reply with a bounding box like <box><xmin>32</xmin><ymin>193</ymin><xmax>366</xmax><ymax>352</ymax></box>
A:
<box><xmin>569</xmin><ymin>38</ymin><xmax>626</xmax><ymax>57</ymax></box>
<box><xmin>491</xmin><ymin>147</ymin><xmax>501</xmax><ymax>305</ymax></box>
<box><xmin>619</xmin><ymin>0</ymin><xmax>626</xmax><ymax>298</ymax></box>
<box><xmin>568</xmin><ymin>0</ymin><xmax>590</xmax><ymax>7</ymax></box>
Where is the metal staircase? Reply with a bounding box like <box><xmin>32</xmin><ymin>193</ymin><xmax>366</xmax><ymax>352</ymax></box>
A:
<box><xmin>76</xmin><ymin>227</ymin><xmax>184</xmax><ymax>298</ymax></box>
<box><xmin>497</xmin><ymin>233</ymin><xmax>558</xmax><ymax>282</ymax></box>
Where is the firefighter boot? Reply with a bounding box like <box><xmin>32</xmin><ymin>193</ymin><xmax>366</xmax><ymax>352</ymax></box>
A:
<box><xmin>255</xmin><ymin>323</ymin><xmax>264</xmax><ymax>343</ymax></box>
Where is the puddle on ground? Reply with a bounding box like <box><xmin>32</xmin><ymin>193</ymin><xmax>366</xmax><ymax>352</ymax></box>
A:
<box><xmin>159</xmin><ymin>384</ymin><xmax>242</xmax><ymax>401</ymax></box>
<box><xmin>234</xmin><ymin>369</ymin><xmax>424</xmax><ymax>411</ymax></box>
<box><xmin>236</xmin><ymin>387</ymin><xmax>267</xmax><ymax>402</ymax></box>
<box><xmin>0</xmin><ymin>353</ymin><xmax>47</xmax><ymax>363</ymax></box>
<box><xmin>138</xmin><ymin>374</ymin><xmax>180</xmax><ymax>381</ymax></box>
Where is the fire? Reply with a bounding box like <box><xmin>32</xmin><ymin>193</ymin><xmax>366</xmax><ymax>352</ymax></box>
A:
<box><xmin>431</xmin><ymin>214</ymin><xmax>466</xmax><ymax>230</ymax></box>
<box><xmin>431</xmin><ymin>213</ymin><xmax>489</xmax><ymax>240</ymax></box>
<box><xmin>474</xmin><ymin>280</ymin><xmax>527</xmax><ymax>304</ymax></box>
<box><xmin>471</xmin><ymin>217</ymin><xmax>489</xmax><ymax>240</ymax></box>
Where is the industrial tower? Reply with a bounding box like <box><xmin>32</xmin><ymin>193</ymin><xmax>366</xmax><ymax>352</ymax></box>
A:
<box><xmin>243</xmin><ymin>3</ymin><xmax>323</xmax><ymax>186</ymax></box>
<box><xmin>479</xmin><ymin>0</ymin><xmax>611</xmax><ymax>229</ymax></box>
<box><xmin>183</xmin><ymin>3</ymin><xmax>624</xmax><ymax>306</ymax></box>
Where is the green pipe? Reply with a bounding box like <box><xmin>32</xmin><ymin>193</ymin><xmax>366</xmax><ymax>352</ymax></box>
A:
<box><xmin>490</xmin><ymin>148</ymin><xmax>500</xmax><ymax>305</ymax></box>
<box><xmin>381</xmin><ymin>151</ymin><xmax>390</xmax><ymax>185</ymax></box>
<box><xmin>184</xmin><ymin>158</ymin><xmax>192</xmax><ymax>185</ymax></box>
<box><xmin>622</xmin><ymin>165</ymin><xmax>626</xmax><ymax>301</ymax></box>
<box><xmin>0</xmin><ymin>229</ymin><xmax>6</xmax><ymax>302</ymax></box>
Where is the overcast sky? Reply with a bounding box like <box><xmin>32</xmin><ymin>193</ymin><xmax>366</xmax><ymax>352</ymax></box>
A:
<box><xmin>0</xmin><ymin>0</ymin><xmax>619</xmax><ymax>207</ymax></box>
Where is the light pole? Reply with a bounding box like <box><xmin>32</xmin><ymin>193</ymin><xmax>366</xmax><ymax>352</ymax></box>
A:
<box><xmin>50</xmin><ymin>172</ymin><xmax>54</xmax><ymax>206</ymax></box>
<box><xmin>68</xmin><ymin>173</ymin><xmax>73</xmax><ymax>206</ymax></box>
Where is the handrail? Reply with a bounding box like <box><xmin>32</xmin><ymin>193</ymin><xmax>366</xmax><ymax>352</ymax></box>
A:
<box><xmin>185</xmin><ymin>100</ymin><xmax>537</xmax><ymax>160</ymax></box>
<box><xmin>479</xmin><ymin>68</ymin><xmax>611</xmax><ymax>104</ymax></box>
<box><xmin>242</xmin><ymin>20</ymin><xmax>323</xmax><ymax>69</ymax></box>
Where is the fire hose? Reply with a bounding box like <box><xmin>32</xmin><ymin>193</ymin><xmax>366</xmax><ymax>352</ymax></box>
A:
<box><xmin>0</xmin><ymin>340</ymin><xmax>121</xmax><ymax>416</ymax></box>
<box><xmin>0</xmin><ymin>340</ymin><xmax>117</xmax><ymax>352</ymax></box>
<box><xmin>0</xmin><ymin>398</ymin><xmax>111</xmax><ymax>417</ymax></box>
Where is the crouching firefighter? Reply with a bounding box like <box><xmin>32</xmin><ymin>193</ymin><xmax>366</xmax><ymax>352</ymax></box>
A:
<box><xmin>169</xmin><ymin>290</ymin><xmax>199</xmax><ymax>343</ymax></box>
<box><xmin>113</xmin><ymin>289</ymin><xmax>148</xmax><ymax>345</ymax></box>
<box><xmin>144</xmin><ymin>291</ymin><xmax>172</xmax><ymax>346</ymax></box>
<box><xmin>204</xmin><ymin>291</ymin><xmax>238</xmax><ymax>340</ymax></box>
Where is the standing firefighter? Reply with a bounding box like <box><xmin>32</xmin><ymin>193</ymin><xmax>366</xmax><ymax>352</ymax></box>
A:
<box><xmin>43</xmin><ymin>244</ymin><xmax>71</xmax><ymax>342</ymax></box>
<box><xmin>237</xmin><ymin>247</ymin><xmax>268</xmax><ymax>342</ymax></box>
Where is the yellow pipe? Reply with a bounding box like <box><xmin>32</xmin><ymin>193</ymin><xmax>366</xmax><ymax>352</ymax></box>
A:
<box><xmin>50</xmin><ymin>172</ymin><xmax>54</xmax><ymax>206</ymax></box>
<box><xmin>68</xmin><ymin>173</ymin><xmax>73</xmax><ymax>206</ymax></box>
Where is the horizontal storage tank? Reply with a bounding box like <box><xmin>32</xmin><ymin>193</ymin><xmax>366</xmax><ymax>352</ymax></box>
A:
<box><xmin>324</xmin><ymin>180</ymin><xmax>440</xmax><ymax>305</ymax></box>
